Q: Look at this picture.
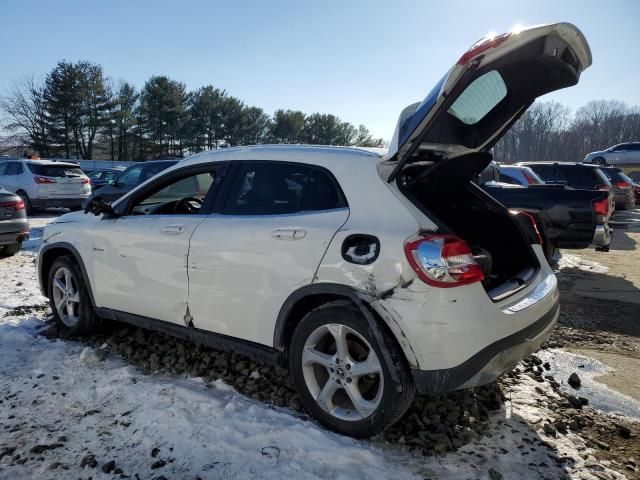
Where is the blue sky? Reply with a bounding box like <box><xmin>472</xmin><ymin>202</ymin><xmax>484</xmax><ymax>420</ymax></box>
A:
<box><xmin>1</xmin><ymin>0</ymin><xmax>638</xmax><ymax>139</ymax></box>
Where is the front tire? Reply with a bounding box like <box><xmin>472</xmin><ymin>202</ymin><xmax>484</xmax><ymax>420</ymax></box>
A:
<box><xmin>47</xmin><ymin>256</ymin><xmax>99</xmax><ymax>336</ymax></box>
<box><xmin>593</xmin><ymin>157</ymin><xmax>606</xmax><ymax>166</ymax></box>
<box><xmin>289</xmin><ymin>300</ymin><xmax>415</xmax><ymax>438</ymax></box>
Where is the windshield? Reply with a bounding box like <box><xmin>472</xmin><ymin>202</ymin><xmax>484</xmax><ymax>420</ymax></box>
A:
<box><xmin>27</xmin><ymin>164</ymin><xmax>84</xmax><ymax>177</ymax></box>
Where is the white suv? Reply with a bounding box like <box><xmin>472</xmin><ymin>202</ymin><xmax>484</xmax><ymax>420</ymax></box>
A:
<box><xmin>37</xmin><ymin>23</ymin><xmax>590</xmax><ymax>437</ymax></box>
<box><xmin>0</xmin><ymin>159</ymin><xmax>91</xmax><ymax>212</ymax></box>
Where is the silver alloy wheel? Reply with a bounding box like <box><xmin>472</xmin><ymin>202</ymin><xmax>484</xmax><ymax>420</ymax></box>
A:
<box><xmin>51</xmin><ymin>266</ymin><xmax>81</xmax><ymax>327</ymax></box>
<box><xmin>302</xmin><ymin>323</ymin><xmax>383</xmax><ymax>421</ymax></box>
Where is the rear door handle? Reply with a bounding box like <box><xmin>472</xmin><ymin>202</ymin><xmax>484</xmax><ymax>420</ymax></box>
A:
<box><xmin>271</xmin><ymin>228</ymin><xmax>306</xmax><ymax>240</ymax></box>
<box><xmin>160</xmin><ymin>224</ymin><xmax>186</xmax><ymax>235</ymax></box>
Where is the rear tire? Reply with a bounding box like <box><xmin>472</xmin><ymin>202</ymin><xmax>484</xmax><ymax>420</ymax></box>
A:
<box><xmin>16</xmin><ymin>190</ymin><xmax>33</xmax><ymax>214</ymax></box>
<box><xmin>47</xmin><ymin>255</ymin><xmax>99</xmax><ymax>336</ymax></box>
<box><xmin>289</xmin><ymin>300</ymin><xmax>415</xmax><ymax>438</ymax></box>
<box><xmin>593</xmin><ymin>157</ymin><xmax>606</xmax><ymax>166</ymax></box>
<box><xmin>1</xmin><ymin>243</ymin><xmax>21</xmax><ymax>256</ymax></box>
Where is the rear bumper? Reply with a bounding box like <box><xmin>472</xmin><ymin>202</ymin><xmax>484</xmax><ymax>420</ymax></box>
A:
<box><xmin>31</xmin><ymin>197</ymin><xmax>86</xmax><ymax>208</ymax></box>
<box><xmin>0</xmin><ymin>230</ymin><xmax>29</xmax><ymax>245</ymax></box>
<box><xmin>411</xmin><ymin>301</ymin><xmax>558</xmax><ymax>394</ymax></box>
<box><xmin>593</xmin><ymin>224</ymin><xmax>613</xmax><ymax>249</ymax></box>
<box><xmin>0</xmin><ymin>219</ymin><xmax>29</xmax><ymax>245</ymax></box>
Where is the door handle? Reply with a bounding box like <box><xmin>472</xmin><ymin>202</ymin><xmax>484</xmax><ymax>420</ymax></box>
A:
<box><xmin>271</xmin><ymin>228</ymin><xmax>306</xmax><ymax>240</ymax></box>
<box><xmin>160</xmin><ymin>224</ymin><xmax>186</xmax><ymax>235</ymax></box>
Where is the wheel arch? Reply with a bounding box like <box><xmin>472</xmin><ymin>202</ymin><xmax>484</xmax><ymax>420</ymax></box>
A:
<box><xmin>273</xmin><ymin>283</ymin><xmax>418</xmax><ymax>369</ymax></box>
<box><xmin>39</xmin><ymin>242</ymin><xmax>95</xmax><ymax>306</ymax></box>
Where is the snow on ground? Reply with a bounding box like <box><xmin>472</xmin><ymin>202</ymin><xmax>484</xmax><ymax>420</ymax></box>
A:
<box><xmin>537</xmin><ymin>349</ymin><xmax>640</xmax><ymax>421</ymax></box>
<box><xmin>557</xmin><ymin>253</ymin><xmax>609</xmax><ymax>274</ymax></box>
<box><xmin>0</xmin><ymin>215</ymin><xmax>629</xmax><ymax>479</ymax></box>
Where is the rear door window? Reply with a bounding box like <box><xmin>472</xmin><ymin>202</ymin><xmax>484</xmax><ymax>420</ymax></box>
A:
<box><xmin>222</xmin><ymin>163</ymin><xmax>346</xmax><ymax>215</ymax></box>
<box><xmin>5</xmin><ymin>162</ymin><xmax>23</xmax><ymax>176</ymax></box>
<box><xmin>224</xmin><ymin>163</ymin><xmax>311</xmax><ymax>215</ymax></box>
<box><xmin>300</xmin><ymin>169</ymin><xmax>346</xmax><ymax>211</ymax></box>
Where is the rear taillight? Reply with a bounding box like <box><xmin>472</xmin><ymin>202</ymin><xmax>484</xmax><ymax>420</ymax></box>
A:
<box><xmin>404</xmin><ymin>234</ymin><xmax>484</xmax><ymax>288</ymax></box>
<box><xmin>615</xmin><ymin>181</ymin><xmax>630</xmax><ymax>189</ymax></box>
<box><xmin>0</xmin><ymin>199</ymin><xmax>25</xmax><ymax>210</ymax></box>
<box><xmin>81</xmin><ymin>177</ymin><xmax>90</xmax><ymax>184</ymax></box>
<box><xmin>34</xmin><ymin>176</ymin><xmax>56</xmax><ymax>184</ymax></box>
<box><xmin>593</xmin><ymin>197</ymin><xmax>610</xmax><ymax>220</ymax></box>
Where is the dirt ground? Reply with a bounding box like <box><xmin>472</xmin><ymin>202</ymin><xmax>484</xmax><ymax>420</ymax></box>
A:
<box><xmin>551</xmin><ymin>206</ymin><xmax>640</xmax><ymax>478</ymax></box>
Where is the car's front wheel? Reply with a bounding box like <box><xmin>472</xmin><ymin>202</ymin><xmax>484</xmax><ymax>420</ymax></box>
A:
<box><xmin>593</xmin><ymin>156</ymin><xmax>606</xmax><ymax>165</ymax></box>
<box><xmin>48</xmin><ymin>256</ymin><xmax>99</xmax><ymax>336</ymax></box>
<box><xmin>289</xmin><ymin>300</ymin><xmax>415</xmax><ymax>438</ymax></box>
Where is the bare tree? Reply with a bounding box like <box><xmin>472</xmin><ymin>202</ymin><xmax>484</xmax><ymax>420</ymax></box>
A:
<box><xmin>0</xmin><ymin>76</ymin><xmax>50</xmax><ymax>156</ymax></box>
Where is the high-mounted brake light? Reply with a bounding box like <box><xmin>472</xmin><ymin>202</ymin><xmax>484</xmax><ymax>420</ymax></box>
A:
<box><xmin>0</xmin><ymin>200</ymin><xmax>25</xmax><ymax>210</ymax></box>
<box><xmin>404</xmin><ymin>234</ymin><xmax>484</xmax><ymax>288</ymax></box>
<box><xmin>34</xmin><ymin>176</ymin><xmax>56</xmax><ymax>184</ymax></box>
<box><xmin>457</xmin><ymin>32</ymin><xmax>511</xmax><ymax>65</ymax></box>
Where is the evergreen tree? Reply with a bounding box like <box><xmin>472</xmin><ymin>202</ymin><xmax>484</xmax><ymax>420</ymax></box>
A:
<box><xmin>138</xmin><ymin>76</ymin><xmax>188</xmax><ymax>158</ymax></box>
<box><xmin>43</xmin><ymin>60</ymin><xmax>111</xmax><ymax>159</ymax></box>
<box><xmin>270</xmin><ymin>109</ymin><xmax>306</xmax><ymax>143</ymax></box>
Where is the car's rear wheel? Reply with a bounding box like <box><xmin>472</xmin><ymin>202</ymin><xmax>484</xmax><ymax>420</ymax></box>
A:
<box><xmin>16</xmin><ymin>190</ymin><xmax>34</xmax><ymax>214</ymax></box>
<box><xmin>48</xmin><ymin>256</ymin><xmax>99</xmax><ymax>336</ymax></box>
<box><xmin>593</xmin><ymin>157</ymin><xmax>606</xmax><ymax>165</ymax></box>
<box><xmin>289</xmin><ymin>300</ymin><xmax>415</xmax><ymax>438</ymax></box>
<box><xmin>1</xmin><ymin>243</ymin><xmax>21</xmax><ymax>256</ymax></box>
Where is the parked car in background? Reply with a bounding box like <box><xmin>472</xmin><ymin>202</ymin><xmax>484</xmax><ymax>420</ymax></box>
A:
<box><xmin>85</xmin><ymin>160</ymin><xmax>178</xmax><ymax>205</ymax></box>
<box><xmin>479</xmin><ymin>163</ymin><xmax>613</xmax><ymax>259</ymax></box>
<box><xmin>596</xmin><ymin>167</ymin><xmax>635</xmax><ymax>210</ymax></box>
<box><xmin>0</xmin><ymin>159</ymin><xmax>91</xmax><ymax>213</ymax></box>
<box><xmin>497</xmin><ymin>165</ymin><xmax>544</xmax><ymax>186</ymax></box>
<box><xmin>85</xmin><ymin>167</ymin><xmax>127</xmax><ymax>191</ymax></box>
<box><xmin>0</xmin><ymin>186</ymin><xmax>29</xmax><ymax>256</ymax></box>
<box><xmin>37</xmin><ymin>22</ymin><xmax>591</xmax><ymax>438</ymax></box>
<box><xmin>583</xmin><ymin>142</ymin><xmax>640</xmax><ymax>166</ymax></box>
<box><xmin>519</xmin><ymin>162</ymin><xmax>612</xmax><ymax>192</ymax></box>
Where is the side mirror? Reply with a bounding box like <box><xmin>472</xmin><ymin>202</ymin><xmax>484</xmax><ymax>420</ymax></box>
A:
<box><xmin>84</xmin><ymin>196</ymin><xmax>118</xmax><ymax>218</ymax></box>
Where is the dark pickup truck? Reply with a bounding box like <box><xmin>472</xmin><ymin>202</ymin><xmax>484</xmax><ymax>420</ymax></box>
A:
<box><xmin>478</xmin><ymin>163</ymin><xmax>613</xmax><ymax>260</ymax></box>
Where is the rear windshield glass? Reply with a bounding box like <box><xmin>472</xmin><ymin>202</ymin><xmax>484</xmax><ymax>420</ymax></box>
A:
<box><xmin>448</xmin><ymin>70</ymin><xmax>507</xmax><ymax>125</ymax></box>
<box><xmin>600</xmin><ymin>167</ymin><xmax>625</xmax><ymax>182</ymax></box>
<box><xmin>557</xmin><ymin>165</ymin><xmax>609</xmax><ymax>189</ymax></box>
<box><xmin>28</xmin><ymin>164</ymin><xmax>84</xmax><ymax>177</ymax></box>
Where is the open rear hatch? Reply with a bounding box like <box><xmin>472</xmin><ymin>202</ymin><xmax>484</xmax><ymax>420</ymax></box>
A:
<box><xmin>385</xmin><ymin>23</ymin><xmax>591</xmax><ymax>299</ymax></box>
